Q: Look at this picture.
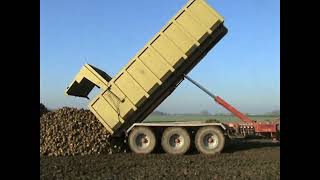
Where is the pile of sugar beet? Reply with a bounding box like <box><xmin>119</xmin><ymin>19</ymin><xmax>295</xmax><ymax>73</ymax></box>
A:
<box><xmin>40</xmin><ymin>104</ymin><xmax>127</xmax><ymax>157</ymax></box>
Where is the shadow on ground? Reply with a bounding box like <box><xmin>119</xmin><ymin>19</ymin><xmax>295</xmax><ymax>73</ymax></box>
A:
<box><xmin>223</xmin><ymin>139</ymin><xmax>280</xmax><ymax>153</ymax></box>
<box><xmin>149</xmin><ymin>138</ymin><xmax>280</xmax><ymax>155</ymax></box>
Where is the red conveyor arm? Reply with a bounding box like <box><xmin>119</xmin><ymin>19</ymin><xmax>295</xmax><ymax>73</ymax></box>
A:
<box><xmin>214</xmin><ymin>96</ymin><xmax>255</xmax><ymax>124</ymax></box>
<box><xmin>184</xmin><ymin>75</ymin><xmax>255</xmax><ymax>124</ymax></box>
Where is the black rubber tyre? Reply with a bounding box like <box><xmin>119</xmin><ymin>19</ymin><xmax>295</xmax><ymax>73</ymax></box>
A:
<box><xmin>195</xmin><ymin>126</ymin><xmax>225</xmax><ymax>155</ymax></box>
<box><xmin>128</xmin><ymin>127</ymin><xmax>156</xmax><ymax>154</ymax></box>
<box><xmin>161</xmin><ymin>127</ymin><xmax>191</xmax><ymax>155</ymax></box>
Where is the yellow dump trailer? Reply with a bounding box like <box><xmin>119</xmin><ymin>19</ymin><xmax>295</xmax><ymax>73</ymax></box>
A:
<box><xmin>66</xmin><ymin>0</ymin><xmax>227</xmax><ymax>136</ymax></box>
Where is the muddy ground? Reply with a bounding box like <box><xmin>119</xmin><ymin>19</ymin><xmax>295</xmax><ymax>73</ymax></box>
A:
<box><xmin>40</xmin><ymin>139</ymin><xmax>280</xmax><ymax>180</ymax></box>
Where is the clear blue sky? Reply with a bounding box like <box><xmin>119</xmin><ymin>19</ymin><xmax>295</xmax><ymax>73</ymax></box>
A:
<box><xmin>40</xmin><ymin>0</ymin><xmax>279</xmax><ymax>114</ymax></box>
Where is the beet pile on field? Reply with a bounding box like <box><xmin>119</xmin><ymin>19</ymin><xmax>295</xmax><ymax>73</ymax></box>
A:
<box><xmin>40</xmin><ymin>103</ymin><xmax>49</xmax><ymax>117</ymax></box>
<box><xmin>40</xmin><ymin>107</ymin><xmax>126</xmax><ymax>157</ymax></box>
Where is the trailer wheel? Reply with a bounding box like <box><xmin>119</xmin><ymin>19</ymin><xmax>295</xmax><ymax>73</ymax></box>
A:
<box><xmin>195</xmin><ymin>126</ymin><xmax>225</xmax><ymax>155</ymax></box>
<box><xmin>161</xmin><ymin>127</ymin><xmax>190</xmax><ymax>155</ymax></box>
<box><xmin>128</xmin><ymin>127</ymin><xmax>156</xmax><ymax>154</ymax></box>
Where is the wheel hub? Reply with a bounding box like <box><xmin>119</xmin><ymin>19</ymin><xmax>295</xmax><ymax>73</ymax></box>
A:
<box><xmin>141</xmin><ymin>138</ymin><xmax>148</xmax><ymax>144</ymax></box>
<box><xmin>169</xmin><ymin>134</ymin><xmax>184</xmax><ymax>148</ymax></box>
<box><xmin>208</xmin><ymin>137</ymin><xmax>214</xmax><ymax>143</ymax></box>
<box><xmin>203</xmin><ymin>133</ymin><xmax>218</xmax><ymax>149</ymax></box>
<box><xmin>136</xmin><ymin>134</ymin><xmax>150</xmax><ymax>148</ymax></box>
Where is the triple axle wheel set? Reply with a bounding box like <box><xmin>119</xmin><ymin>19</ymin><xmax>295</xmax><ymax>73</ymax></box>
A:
<box><xmin>128</xmin><ymin>126</ymin><xmax>225</xmax><ymax>155</ymax></box>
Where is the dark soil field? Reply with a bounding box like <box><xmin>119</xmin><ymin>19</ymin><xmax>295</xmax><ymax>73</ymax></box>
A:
<box><xmin>40</xmin><ymin>139</ymin><xmax>280</xmax><ymax>180</ymax></box>
<box><xmin>40</xmin><ymin>106</ymin><xmax>279</xmax><ymax>180</ymax></box>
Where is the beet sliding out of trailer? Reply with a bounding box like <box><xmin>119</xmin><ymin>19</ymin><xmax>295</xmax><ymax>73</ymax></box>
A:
<box><xmin>65</xmin><ymin>0</ymin><xmax>280</xmax><ymax>155</ymax></box>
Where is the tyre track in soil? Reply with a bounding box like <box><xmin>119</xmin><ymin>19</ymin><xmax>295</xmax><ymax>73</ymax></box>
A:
<box><xmin>40</xmin><ymin>139</ymin><xmax>280</xmax><ymax>180</ymax></box>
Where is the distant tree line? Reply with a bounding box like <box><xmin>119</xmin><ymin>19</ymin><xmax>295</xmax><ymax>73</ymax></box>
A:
<box><xmin>264</xmin><ymin>110</ymin><xmax>280</xmax><ymax>116</ymax></box>
<box><xmin>151</xmin><ymin>109</ymin><xmax>280</xmax><ymax>117</ymax></box>
<box><xmin>151</xmin><ymin>111</ymin><xmax>169</xmax><ymax>116</ymax></box>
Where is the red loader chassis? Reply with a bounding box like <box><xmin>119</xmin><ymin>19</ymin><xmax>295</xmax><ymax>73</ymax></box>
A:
<box><xmin>184</xmin><ymin>75</ymin><xmax>280</xmax><ymax>141</ymax></box>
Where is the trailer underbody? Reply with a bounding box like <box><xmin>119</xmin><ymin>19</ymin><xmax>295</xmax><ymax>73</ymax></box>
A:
<box><xmin>123</xmin><ymin>75</ymin><xmax>280</xmax><ymax>155</ymax></box>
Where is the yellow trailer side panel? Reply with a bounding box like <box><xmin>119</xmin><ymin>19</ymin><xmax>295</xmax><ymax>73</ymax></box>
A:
<box><xmin>126</xmin><ymin>59</ymin><xmax>161</xmax><ymax>94</ymax></box>
<box><xmin>150</xmin><ymin>34</ymin><xmax>185</xmax><ymax>68</ymax></box>
<box><xmin>175</xmin><ymin>11</ymin><xmax>206</xmax><ymax>42</ymax></box>
<box><xmin>163</xmin><ymin>23</ymin><xmax>195</xmax><ymax>54</ymax></box>
<box><xmin>102</xmin><ymin>90</ymin><xmax>135</xmax><ymax>120</ymax></box>
<box><xmin>138</xmin><ymin>47</ymin><xmax>173</xmax><ymax>81</ymax></box>
<box><xmin>67</xmin><ymin>0</ymin><xmax>227</xmax><ymax>135</ymax></box>
<box><xmin>92</xmin><ymin>0</ymin><xmax>225</xmax><ymax>135</ymax></box>
<box><xmin>114</xmin><ymin>72</ymin><xmax>148</xmax><ymax>107</ymax></box>
<box><xmin>91</xmin><ymin>96</ymin><xmax>123</xmax><ymax>124</ymax></box>
<box><xmin>188</xmin><ymin>0</ymin><xmax>220</xmax><ymax>30</ymax></box>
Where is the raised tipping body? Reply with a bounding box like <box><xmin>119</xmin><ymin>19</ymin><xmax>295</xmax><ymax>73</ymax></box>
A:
<box><xmin>66</xmin><ymin>0</ymin><xmax>227</xmax><ymax>136</ymax></box>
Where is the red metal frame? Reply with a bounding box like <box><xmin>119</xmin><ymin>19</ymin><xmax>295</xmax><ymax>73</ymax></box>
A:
<box><xmin>183</xmin><ymin>75</ymin><xmax>279</xmax><ymax>135</ymax></box>
<box><xmin>215</xmin><ymin>96</ymin><xmax>254</xmax><ymax>124</ymax></box>
<box><xmin>214</xmin><ymin>96</ymin><xmax>278</xmax><ymax>133</ymax></box>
